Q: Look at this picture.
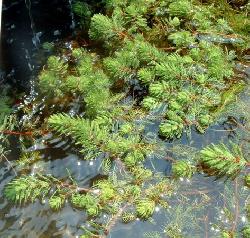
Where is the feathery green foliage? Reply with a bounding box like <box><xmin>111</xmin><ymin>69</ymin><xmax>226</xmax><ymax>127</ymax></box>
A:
<box><xmin>39</xmin><ymin>49</ymin><xmax>113</xmax><ymax>117</ymax></box>
<box><xmin>86</xmin><ymin>0</ymin><xmax>242</xmax><ymax>138</ymax></box>
<box><xmin>4</xmin><ymin>175</ymin><xmax>51</xmax><ymax>203</ymax></box>
<box><xmin>48</xmin><ymin>113</ymin><xmax>153</xmax><ymax>162</ymax></box>
<box><xmin>89</xmin><ymin>13</ymin><xmax>125</xmax><ymax>44</ymax></box>
<box><xmin>73</xmin><ymin>1</ymin><xmax>91</xmax><ymax>18</ymax></box>
<box><xmin>15</xmin><ymin>151</ymin><xmax>41</xmax><ymax>169</ymax></box>
<box><xmin>37</xmin><ymin>0</ymin><xmax>247</xmax><ymax>139</ymax></box>
<box><xmin>136</xmin><ymin>199</ymin><xmax>155</xmax><ymax>220</ymax></box>
<box><xmin>4</xmin><ymin>172</ymin><xmax>172</xmax><ymax>226</ymax></box>
<box><xmin>49</xmin><ymin>196</ymin><xmax>65</xmax><ymax>210</ymax></box>
<box><xmin>200</xmin><ymin>143</ymin><xmax>247</xmax><ymax>179</ymax></box>
<box><xmin>172</xmin><ymin>160</ymin><xmax>196</xmax><ymax>178</ymax></box>
<box><xmin>242</xmin><ymin>225</ymin><xmax>250</xmax><ymax>238</ymax></box>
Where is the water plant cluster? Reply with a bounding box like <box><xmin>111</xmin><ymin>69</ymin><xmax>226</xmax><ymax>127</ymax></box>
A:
<box><xmin>1</xmin><ymin>0</ymin><xmax>250</xmax><ymax>237</ymax></box>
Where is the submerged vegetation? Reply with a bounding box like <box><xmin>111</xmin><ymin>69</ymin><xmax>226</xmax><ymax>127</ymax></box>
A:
<box><xmin>1</xmin><ymin>0</ymin><xmax>250</xmax><ymax>237</ymax></box>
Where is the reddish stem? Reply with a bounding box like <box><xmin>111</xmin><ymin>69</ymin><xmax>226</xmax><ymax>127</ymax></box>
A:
<box><xmin>0</xmin><ymin>130</ymin><xmax>33</xmax><ymax>136</ymax></box>
<box><xmin>0</xmin><ymin>129</ymin><xmax>49</xmax><ymax>136</ymax></box>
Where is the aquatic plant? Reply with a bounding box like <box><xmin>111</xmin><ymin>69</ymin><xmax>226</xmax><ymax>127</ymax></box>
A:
<box><xmin>200</xmin><ymin>142</ymin><xmax>247</xmax><ymax>179</ymax></box>
<box><xmin>2</xmin><ymin>0</ymin><xmax>250</xmax><ymax>237</ymax></box>
<box><xmin>4</xmin><ymin>172</ymin><xmax>172</xmax><ymax>219</ymax></box>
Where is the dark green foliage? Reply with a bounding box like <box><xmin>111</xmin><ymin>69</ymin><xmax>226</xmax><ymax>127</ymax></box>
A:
<box><xmin>39</xmin><ymin>56</ymin><xmax>67</xmax><ymax>96</ymax></box>
<box><xmin>0</xmin><ymin>87</ymin><xmax>13</xmax><ymax>125</ymax></box>
<box><xmin>73</xmin><ymin>1</ymin><xmax>92</xmax><ymax>19</ymax></box>
<box><xmin>42</xmin><ymin>42</ymin><xmax>54</xmax><ymax>51</ymax></box>
<box><xmin>0</xmin><ymin>115</ymin><xmax>16</xmax><ymax>157</ymax></box>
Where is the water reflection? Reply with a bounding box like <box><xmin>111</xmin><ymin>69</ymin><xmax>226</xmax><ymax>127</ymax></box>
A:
<box><xmin>0</xmin><ymin>149</ymin><xmax>103</xmax><ymax>237</ymax></box>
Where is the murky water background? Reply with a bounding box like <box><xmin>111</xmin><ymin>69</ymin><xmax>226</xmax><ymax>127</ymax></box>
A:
<box><xmin>0</xmin><ymin>1</ymin><xmax>249</xmax><ymax>237</ymax></box>
<box><xmin>1</xmin><ymin>0</ymin><xmax>74</xmax><ymax>88</ymax></box>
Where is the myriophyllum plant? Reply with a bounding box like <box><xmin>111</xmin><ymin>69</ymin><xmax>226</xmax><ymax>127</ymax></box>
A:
<box><xmin>2</xmin><ymin>0</ymin><xmax>250</xmax><ymax>237</ymax></box>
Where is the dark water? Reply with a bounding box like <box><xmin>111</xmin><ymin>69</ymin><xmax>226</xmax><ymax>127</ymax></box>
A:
<box><xmin>0</xmin><ymin>2</ymin><xmax>249</xmax><ymax>238</ymax></box>
<box><xmin>1</xmin><ymin>0</ymin><xmax>74</xmax><ymax>89</ymax></box>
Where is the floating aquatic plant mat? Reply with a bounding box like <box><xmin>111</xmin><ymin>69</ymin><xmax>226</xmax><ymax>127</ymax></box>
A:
<box><xmin>1</xmin><ymin>0</ymin><xmax>250</xmax><ymax>237</ymax></box>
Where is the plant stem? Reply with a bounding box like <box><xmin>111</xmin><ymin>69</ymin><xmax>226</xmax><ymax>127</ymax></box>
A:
<box><xmin>0</xmin><ymin>130</ymin><xmax>33</xmax><ymax>136</ymax></box>
<box><xmin>103</xmin><ymin>204</ymin><xmax>129</xmax><ymax>237</ymax></box>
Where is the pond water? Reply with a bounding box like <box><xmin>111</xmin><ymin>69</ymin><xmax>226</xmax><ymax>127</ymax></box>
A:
<box><xmin>1</xmin><ymin>0</ymin><xmax>74</xmax><ymax>88</ymax></box>
<box><xmin>0</xmin><ymin>1</ymin><xmax>249</xmax><ymax>238</ymax></box>
<box><xmin>1</xmin><ymin>118</ymin><xmax>249</xmax><ymax>237</ymax></box>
